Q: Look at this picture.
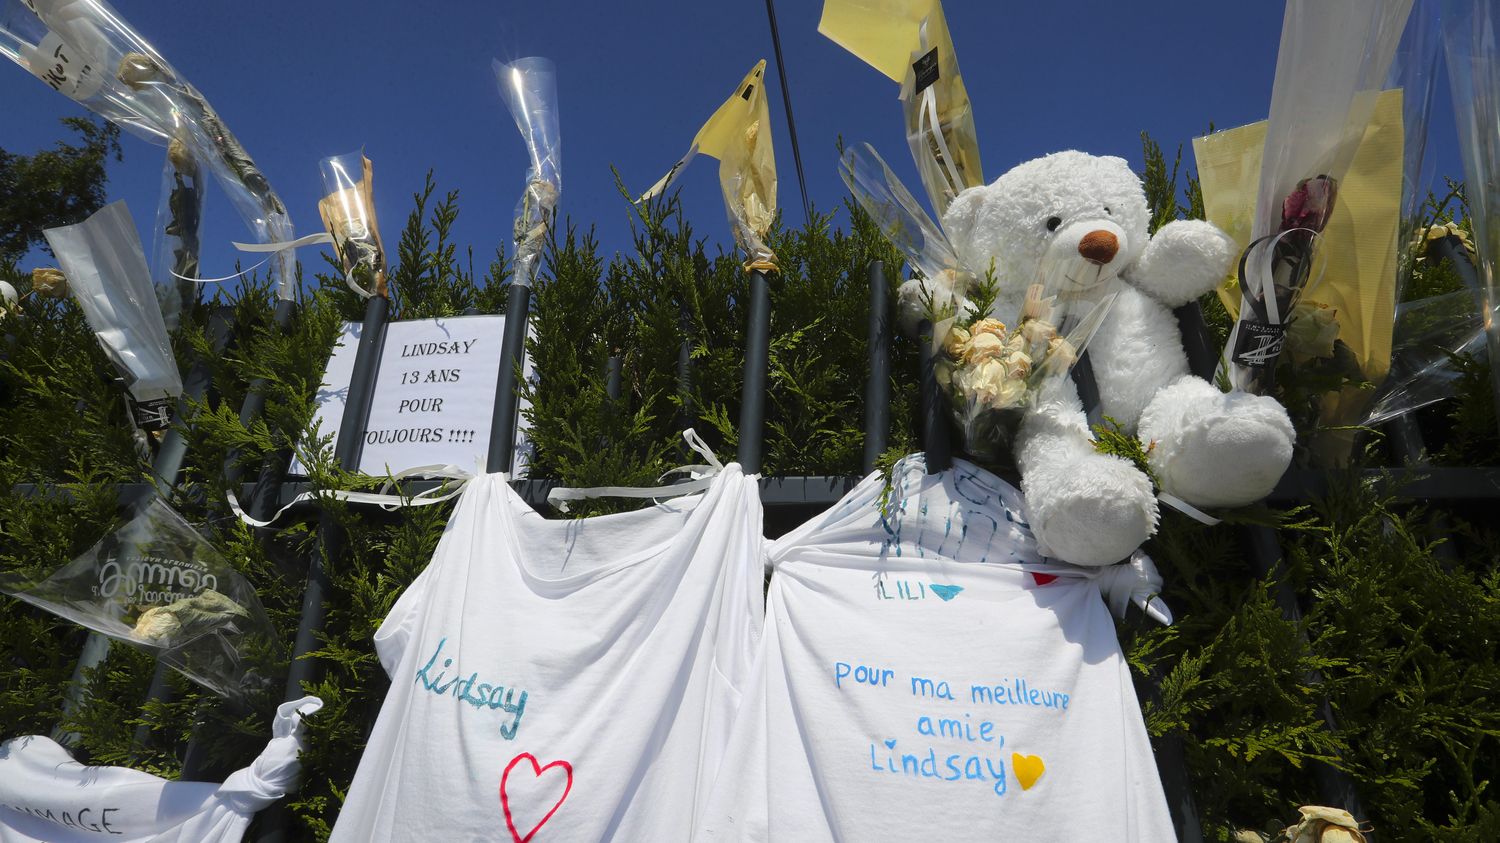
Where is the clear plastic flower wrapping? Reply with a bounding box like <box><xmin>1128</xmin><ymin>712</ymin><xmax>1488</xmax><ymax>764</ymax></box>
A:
<box><xmin>1223</xmin><ymin>0</ymin><xmax>1414</xmax><ymax>393</ymax></box>
<box><xmin>0</xmin><ymin>0</ymin><xmax>296</xmax><ymax>303</ymax></box>
<box><xmin>841</xmin><ymin>142</ymin><xmax>1118</xmax><ymax>466</ymax></box>
<box><xmin>318</xmin><ymin>151</ymin><xmax>387</xmax><ymax>297</ymax></box>
<box><xmin>43</xmin><ymin>201</ymin><xmax>182</xmax><ymax>431</ymax></box>
<box><xmin>494</xmin><ymin>57</ymin><xmax>562</xmax><ymax>288</ymax></box>
<box><xmin>0</xmin><ymin>496</ymin><xmax>278</xmax><ymax>700</ymax></box>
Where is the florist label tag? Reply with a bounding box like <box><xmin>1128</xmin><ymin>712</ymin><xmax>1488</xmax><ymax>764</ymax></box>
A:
<box><xmin>1231</xmin><ymin>319</ymin><xmax>1287</xmax><ymax>369</ymax></box>
<box><xmin>29</xmin><ymin>31</ymin><xmax>104</xmax><ymax>101</ymax></box>
<box><xmin>912</xmin><ymin>48</ymin><xmax>940</xmax><ymax>93</ymax></box>
<box><xmin>293</xmin><ymin>315</ymin><xmax>533</xmax><ymax>477</ymax></box>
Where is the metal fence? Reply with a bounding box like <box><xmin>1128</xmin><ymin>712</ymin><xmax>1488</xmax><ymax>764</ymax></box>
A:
<box><xmin>16</xmin><ymin>240</ymin><xmax>1485</xmax><ymax>841</ymax></box>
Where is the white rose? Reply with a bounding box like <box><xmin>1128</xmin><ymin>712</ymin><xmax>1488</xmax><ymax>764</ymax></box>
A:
<box><xmin>965</xmin><ymin>331</ymin><xmax>1006</xmax><ymax>363</ymax></box>
<box><xmin>1287</xmin><ymin>302</ymin><xmax>1340</xmax><ymax>362</ymax></box>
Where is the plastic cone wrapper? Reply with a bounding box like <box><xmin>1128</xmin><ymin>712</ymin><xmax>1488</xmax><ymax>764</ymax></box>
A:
<box><xmin>640</xmin><ymin>60</ymin><xmax>778</xmax><ymax>271</ymax></box>
<box><xmin>1392</xmin><ymin>0</ymin><xmax>1444</xmax><ymax>304</ymax></box>
<box><xmin>43</xmin><ymin>201</ymin><xmax>182</xmax><ymax>430</ymax></box>
<box><xmin>0</xmin><ymin>0</ymin><xmax>296</xmax><ymax>300</ymax></box>
<box><xmin>841</xmin><ymin>142</ymin><xmax>1119</xmax><ymax>465</ymax></box>
<box><xmin>1197</xmin><ymin>89</ymin><xmax>1405</xmax><ymax>465</ymax></box>
<box><xmin>1221</xmin><ymin>0</ymin><xmax>1412</xmax><ymax>395</ymax></box>
<box><xmin>318</xmin><ymin>151</ymin><xmax>387</xmax><ymax>298</ymax></box>
<box><xmin>1442</xmin><ymin>0</ymin><xmax>1500</xmax><ymax>419</ymax></box>
<box><xmin>494</xmin><ymin>56</ymin><xmax>561</xmax><ymax>289</ymax></box>
<box><xmin>0</xmin><ymin>495</ymin><xmax>278</xmax><ymax>700</ymax></box>
<box><xmin>819</xmin><ymin>0</ymin><xmax>983</xmax><ymax>217</ymax></box>
<box><xmin>0</xmin><ymin>696</ymin><xmax>321</xmax><ymax>842</ymax></box>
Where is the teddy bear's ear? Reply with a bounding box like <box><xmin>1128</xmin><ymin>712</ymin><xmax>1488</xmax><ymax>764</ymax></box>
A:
<box><xmin>941</xmin><ymin>186</ymin><xmax>988</xmax><ymax>262</ymax></box>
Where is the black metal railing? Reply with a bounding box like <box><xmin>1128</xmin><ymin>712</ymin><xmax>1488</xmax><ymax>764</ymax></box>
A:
<box><xmin>15</xmin><ymin>242</ymin><xmax>1489</xmax><ymax>841</ymax></box>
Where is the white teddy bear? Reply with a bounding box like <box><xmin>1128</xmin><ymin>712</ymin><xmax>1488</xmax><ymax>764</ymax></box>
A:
<box><xmin>901</xmin><ymin>150</ymin><xmax>1296</xmax><ymax>566</ymax></box>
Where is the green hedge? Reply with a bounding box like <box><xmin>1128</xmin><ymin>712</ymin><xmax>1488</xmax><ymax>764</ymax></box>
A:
<box><xmin>1</xmin><ymin>146</ymin><xmax>1497</xmax><ymax>840</ymax></box>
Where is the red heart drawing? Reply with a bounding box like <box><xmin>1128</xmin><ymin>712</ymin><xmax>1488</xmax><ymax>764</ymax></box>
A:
<box><xmin>500</xmin><ymin>752</ymin><xmax>574</xmax><ymax>843</ymax></box>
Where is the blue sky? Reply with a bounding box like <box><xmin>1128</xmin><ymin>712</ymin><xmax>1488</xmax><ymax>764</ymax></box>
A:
<box><xmin>2</xmin><ymin>0</ymin><xmax>1462</xmax><ymax>287</ymax></box>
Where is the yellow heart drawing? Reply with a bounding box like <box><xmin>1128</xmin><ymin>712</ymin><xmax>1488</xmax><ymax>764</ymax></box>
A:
<box><xmin>1012</xmin><ymin>752</ymin><xmax>1046</xmax><ymax>791</ymax></box>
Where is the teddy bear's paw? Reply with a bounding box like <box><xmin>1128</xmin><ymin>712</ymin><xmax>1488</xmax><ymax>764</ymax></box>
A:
<box><xmin>1128</xmin><ymin>219</ymin><xmax>1238</xmax><ymax>308</ymax></box>
<box><xmin>1023</xmin><ymin>453</ymin><xmax>1158</xmax><ymax>567</ymax></box>
<box><xmin>1142</xmin><ymin>384</ymin><xmax>1295</xmax><ymax>509</ymax></box>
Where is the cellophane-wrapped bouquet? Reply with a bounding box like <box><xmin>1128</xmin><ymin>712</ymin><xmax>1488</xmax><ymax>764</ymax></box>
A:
<box><xmin>931</xmin><ymin>258</ymin><xmax>1117</xmax><ymax>465</ymax></box>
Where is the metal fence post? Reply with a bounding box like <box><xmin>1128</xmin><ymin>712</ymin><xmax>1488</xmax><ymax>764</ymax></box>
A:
<box><xmin>917</xmin><ymin>318</ymin><xmax>951</xmax><ymax>473</ymax></box>
<box><xmin>254</xmin><ymin>293</ymin><xmax>388</xmax><ymax>843</ymax></box>
<box><xmin>55</xmin><ymin>305</ymin><xmax>234</xmax><ymax>745</ymax></box>
<box><xmin>487</xmin><ymin>283</ymin><xmax>532</xmax><ymax>474</ymax></box>
<box><xmin>737</xmin><ymin>268</ymin><xmax>772</xmax><ymax>473</ymax></box>
<box><xmin>861</xmin><ymin>261</ymin><xmax>890</xmax><ymax>474</ymax></box>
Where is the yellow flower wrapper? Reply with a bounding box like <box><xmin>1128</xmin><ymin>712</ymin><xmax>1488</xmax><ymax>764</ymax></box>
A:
<box><xmin>819</xmin><ymin>0</ymin><xmax>983</xmax><ymax>216</ymax></box>
<box><xmin>1195</xmin><ymin>88</ymin><xmax>1404</xmax><ymax>464</ymax></box>
<box><xmin>641</xmin><ymin>60</ymin><xmax>778</xmax><ymax>271</ymax></box>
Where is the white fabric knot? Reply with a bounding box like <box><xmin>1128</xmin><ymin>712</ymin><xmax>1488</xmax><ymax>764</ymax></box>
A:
<box><xmin>1092</xmin><ymin>550</ymin><xmax>1173</xmax><ymax>625</ymax></box>
<box><xmin>218</xmin><ymin>696</ymin><xmax>322</xmax><ymax>813</ymax></box>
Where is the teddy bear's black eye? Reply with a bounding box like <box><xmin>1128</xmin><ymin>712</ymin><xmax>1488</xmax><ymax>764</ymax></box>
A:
<box><xmin>1045</xmin><ymin>216</ymin><xmax>1062</xmax><ymax>232</ymax></box>
<box><xmin>1103</xmin><ymin>206</ymin><xmax>1111</xmax><ymax>215</ymax></box>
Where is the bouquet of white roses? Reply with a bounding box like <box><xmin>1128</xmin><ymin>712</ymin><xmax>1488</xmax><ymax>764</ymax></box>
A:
<box><xmin>841</xmin><ymin>142</ymin><xmax>1117</xmax><ymax>467</ymax></box>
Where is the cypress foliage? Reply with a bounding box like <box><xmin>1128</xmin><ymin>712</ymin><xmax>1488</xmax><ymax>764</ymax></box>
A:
<box><xmin>0</xmin><ymin>139</ymin><xmax>1496</xmax><ymax>841</ymax></box>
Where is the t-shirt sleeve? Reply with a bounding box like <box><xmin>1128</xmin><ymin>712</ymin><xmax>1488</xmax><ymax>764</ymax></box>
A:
<box><xmin>372</xmin><ymin>478</ymin><xmax>483</xmax><ymax>676</ymax></box>
<box><xmin>373</xmin><ymin>562</ymin><xmax>434</xmax><ymax>678</ymax></box>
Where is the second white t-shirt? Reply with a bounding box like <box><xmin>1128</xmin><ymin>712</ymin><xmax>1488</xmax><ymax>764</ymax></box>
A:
<box><xmin>698</xmin><ymin>454</ymin><xmax>1175</xmax><ymax>841</ymax></box>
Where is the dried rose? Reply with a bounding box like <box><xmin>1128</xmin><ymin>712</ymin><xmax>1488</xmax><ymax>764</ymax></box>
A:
<box><xmin>1021</xmin><ymin>318</ymin><xmax>1058</xmax><ymax>346</ymax></box>
<box><xmin>1285</xmin><ymin>806</ymin><xmax>1367</xmax><ymax>843</ymax></box>
<box><xmin>1281</xmin><ymin>176</ymin><xmax>1339</xmax><ymax>234</ymax></box>
<box><xmin>31</xmin><ymin>268</ymin><xmax>68</xmax><ymax>298</ymax></box>
<box><xmin>1045</xmin><ymin>336</ymin><xmax>1078</xmax><ymax>372</ymax></box>
<box><xmin>966</xmin><ymin>331</ymin><xmax>1006</xmax><ymax>362</ymax></box>
<box><xmin>117</xmin><ymin>52</ymin><xmax>166</xmax><ymax>89</ymax></box>
<box><xmin>970</xmin><ymin>317</ymin><xmax>1008</xmax><ymax>339</ymax></box>
<box><xmin>943</xmin><ymin>325</ymin><xmax>971</xmax><ymax>361</ymax></box>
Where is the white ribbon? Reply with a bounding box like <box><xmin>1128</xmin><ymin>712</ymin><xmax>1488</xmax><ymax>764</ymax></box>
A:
<box><xmin>168</xmin><ymin>234</ymin><xmax>338</xmax><ymax>288</ymax></box>
<box><xmin>547</xmin><ymin>428</ymin><xmax>725</xmax><ymax>513</ymax></box>
<box><xmin>227</xmin><ymin>463</ymin><xmax>474</xmax><ymax>528</ymax></box>
<box><xmin>1092</xmin><ymin>550</ymin><xmax>1173</xmax><ymax>626</ymax></box>
<box><xmin>1157</xmin><ymin>492</ymin><xmax>1222</xmax><ymax>526</ymax></box>
<box><xmin>919</xmin><ymin>84</ymin><xmax>963</xmax><ymax>201</ymax></box>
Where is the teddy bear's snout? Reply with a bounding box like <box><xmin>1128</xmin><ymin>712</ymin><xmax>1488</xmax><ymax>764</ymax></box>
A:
<box><xmin>1077</xmin><ymin>230</ymin><xmax>1119</xmax><ymax>265</ymax></box>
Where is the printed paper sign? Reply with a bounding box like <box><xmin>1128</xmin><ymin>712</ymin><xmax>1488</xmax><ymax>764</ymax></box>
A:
<box><xmin>292</xmin><ymin>315</ymin><xmax>532</xmax><ymax>477</ymax></box>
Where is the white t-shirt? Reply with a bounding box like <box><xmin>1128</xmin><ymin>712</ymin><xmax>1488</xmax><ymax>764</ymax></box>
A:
<box><xmin>331</xmin><ymin>467</ymin><xmax>763</xmax><ymax>842</ymax></box>
<box><xmin>0</xmin><ymin>696</ymin><xmax>321</xmax><ymax>842</ymax></box>
<box><xmin>698</xmin><ymin>455</ymin><xmax>1175</xmax><ymax>841</ymax></box>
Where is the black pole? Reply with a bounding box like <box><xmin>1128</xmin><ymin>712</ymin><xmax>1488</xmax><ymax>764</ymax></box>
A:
<box><xmin>1173</xmin><ymin>302</ymin><xmax>1219</xmax><ymax>382</ymax></box>
<box><xmin>737</xmin><ymin>269</ymin><xmax>772</xmax><ymax>473</ymax></box>
<box><xmin>1071</xmin><ymin>352</ymin><xmax>1104</xmax><ymax>430</ymax></box>
<box><xmin>290</xmin><ymin>292</ymin><xmax>388</xmax><ymax>693</ymax></box>
<box><xmin>127</xmin><ymin>307</ymin><xmax>237</xmax><ymax>752</ymax></box>
<box><xmin>917</xmin><ymin>318</ymin><xmax>952</xmax><ymax>473</ymax></box>
<box><xmin>762</xmin><ymin>0</ymin><xmax>811</xmax><ymax>225</ymax></box>
<box><xmin>861</xmin><ymin>261</ymin><xmax>891</xmax><ymax>474</ymax></box>
<box><xmin>231</xmin><ymin>297</ymin><xmax>301</xmax><ymax>521</ymax></box>
<box><xmin>677</xmin><ymin>300</ymin><xmax>696</xmax><ymax>431</ymax></box>
<box><xmin>179</xmin><ymin>297</ymin><xmax>299</xmax><ymax>780</ymax></box>
<box><xmin>606</xmin><ymin>353</ymin><xmax>623</xmax><ymax>402</ymax></box>
<box><xmin>57</xmin><ymin>306</ymin><xmax>234</xmax><ymax>745</ymax></box>
<box><xmin>255</xmin><ymin>293</ymin><xmax>388</xmax><ymax>843</ymax></box>
<box><xmin>487</xmin><ymin>283</ymin><xmax>532</xmax><ymax>474</ymax></box>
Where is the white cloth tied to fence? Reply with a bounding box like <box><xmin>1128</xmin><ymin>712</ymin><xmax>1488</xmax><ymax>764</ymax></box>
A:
<box><xmin>696</xmin><ymin>454</ymin><xmax>1174</xmax><ymax>840</ymax></box>
<box><xmin>0</xmin><ymin>696</ymin><xmax>322</xmax><ymax>842</ymax></box>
